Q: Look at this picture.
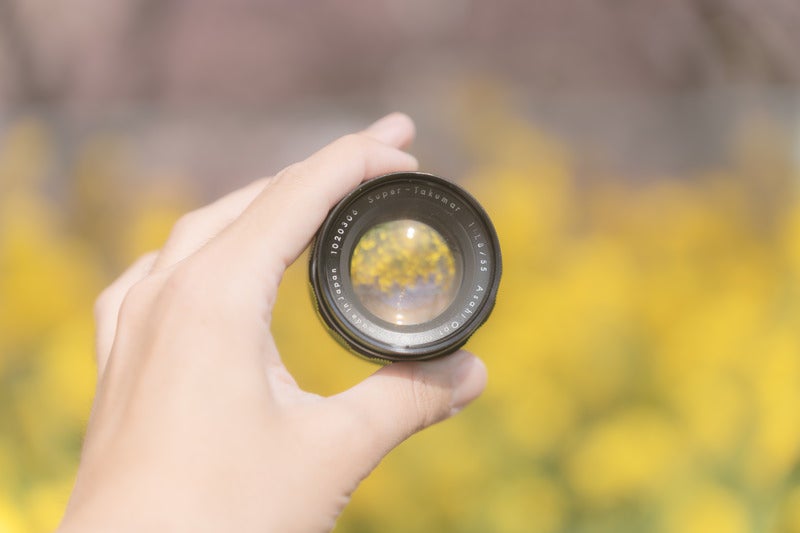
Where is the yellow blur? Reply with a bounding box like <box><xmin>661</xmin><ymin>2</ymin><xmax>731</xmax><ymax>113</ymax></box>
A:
<box><xmin>1</xmin><ymin>107</ymin><xmax>799</xmax><ymax>532</ymax></box>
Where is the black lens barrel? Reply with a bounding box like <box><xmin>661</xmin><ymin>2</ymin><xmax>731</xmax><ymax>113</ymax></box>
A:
<box><xmin>309</xmin><ymin>172</ymin><xmax>501</xmax><ymax>363</ymax></box>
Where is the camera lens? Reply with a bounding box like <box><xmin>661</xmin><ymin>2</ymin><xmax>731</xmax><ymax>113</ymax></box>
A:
<box><xmin>310</xmin><ymin>172</ymin><xmax>501</xmax><ymax>362</ymax></box>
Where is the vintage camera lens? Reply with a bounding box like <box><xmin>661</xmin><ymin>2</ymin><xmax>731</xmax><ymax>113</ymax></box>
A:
<box><xmin>310</xmin><ymin>172</ymin><xmax>501</xmax><ymax>362</ymax></box>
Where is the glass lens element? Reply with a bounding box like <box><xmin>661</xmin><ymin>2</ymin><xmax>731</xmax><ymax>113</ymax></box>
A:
<box><xmin>350</xmin><ymin>219</ymin><xmax>461</xmax><ymax>326</ymax></box>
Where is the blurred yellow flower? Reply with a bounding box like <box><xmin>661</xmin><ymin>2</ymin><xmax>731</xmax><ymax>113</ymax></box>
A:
<box><xmin>2</xmin><ymin>105</ymin><xmax>800</xmax><ymax>532</ymax></box>
<box><xmin>566</xmin><ymin>407</ymin><xmax>684</xmax><ymax>506</ymax></box>
<box><xmin>0</xmin><ymin>496</ymin><xmax>26</xmax><ymax>533</ymax></box>
<box><xmin>777</xmin><ymin>485</ymin><xmax>800</xmax><ymax>533</ymax></box>
<box><xmin>663</xmin><ymin>484</ymin><xmax>749</xmax><ymax>533</ymax></box>
<box><xmin>484</xmin><ymin>474</ymin><xmax>566</xmax><ymax>533</ymax></box>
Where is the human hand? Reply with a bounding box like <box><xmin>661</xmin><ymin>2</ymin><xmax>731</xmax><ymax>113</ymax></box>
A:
<box><xmin>58</xmin><ymin>114</ymin><xmax>488</xmax><ymax>533</ymax></box>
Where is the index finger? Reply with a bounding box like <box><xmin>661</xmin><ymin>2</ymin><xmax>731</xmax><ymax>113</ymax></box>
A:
<box><xmin>212</xmin><ymin>114</ymin><xmax>418</xmax><ymax>295</ymax></box>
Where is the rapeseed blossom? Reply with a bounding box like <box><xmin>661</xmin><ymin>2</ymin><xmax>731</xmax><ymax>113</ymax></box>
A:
<box><xmin>1</xmin><ymin>108</ymin><xmax>799</xmax><ymax>532</ymax></box>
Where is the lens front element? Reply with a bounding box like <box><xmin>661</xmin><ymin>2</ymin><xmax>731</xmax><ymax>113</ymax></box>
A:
<box><xmin>350</xmin><ymin>219</ymin><xmax>462</xmax><ymax>326</ymax></box>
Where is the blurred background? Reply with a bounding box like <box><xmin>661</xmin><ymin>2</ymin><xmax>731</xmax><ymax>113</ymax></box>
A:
<box><xmin>2</xmin><ymin>1</ymin><xmax>800</xmax><ymax>532</ymax></box>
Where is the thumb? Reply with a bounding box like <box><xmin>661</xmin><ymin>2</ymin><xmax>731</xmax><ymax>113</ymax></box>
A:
<box><xmin>330</xmin><ymin>351</ymin><xmax>487</xmax><ymax>467</ymax></box>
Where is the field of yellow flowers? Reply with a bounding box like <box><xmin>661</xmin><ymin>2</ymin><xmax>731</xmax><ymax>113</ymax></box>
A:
<box><xmin>1</xmin><ymin>108</ymin><xmax>799</xmax><ymax>533</ymax></box>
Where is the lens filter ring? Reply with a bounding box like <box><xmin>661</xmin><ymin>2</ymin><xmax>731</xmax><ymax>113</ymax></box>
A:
<box><xmin>309</xmin><ymin>172</ymin><xmax>501</xmax><ymax>362</ymax></box>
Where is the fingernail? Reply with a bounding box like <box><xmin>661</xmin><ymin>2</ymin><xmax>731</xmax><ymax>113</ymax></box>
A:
<box><xmin>450</xmin><ymin>353</ymin><xmax>488</xmax><ymax>415</ymax></box>
<box><xmin>365</xmin><ymin>112</ymin><xmax>413</xmax><ymax>145</ymax></box>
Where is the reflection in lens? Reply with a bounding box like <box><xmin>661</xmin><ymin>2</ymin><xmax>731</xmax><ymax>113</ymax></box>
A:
<box><xmin>350</xmin><ymin>219</ymin><xmax>461</xmax><ymax>325</ymax></box>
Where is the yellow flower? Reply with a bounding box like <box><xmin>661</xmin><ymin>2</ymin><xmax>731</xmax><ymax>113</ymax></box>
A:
<box><xmin>0</xmin><ymin>495</ymin><xmax>26</xmax><ymax>533</ymax></box>
<box><xmin>4</xmin><ymin>103</ymin><xmax>800</xmax><ymax>533</ymax></box>
<box><xmin>22</xmin><ymin>478</ymin><xmax>74</xmax><ymax>533</ymax></box>
<box><xmin>566</xmin><ymin>408</ymin><xmax>684</xmax><ymax>506</ymax></box>
<box><xmin>662</xmin><ymin>484</ymin><xmax>749</xmax><ymax>533</ymax></box>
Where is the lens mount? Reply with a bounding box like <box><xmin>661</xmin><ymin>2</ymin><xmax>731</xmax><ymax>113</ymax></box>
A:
<box><xmin>309</xmin><ymin>172</ymin><xmax>501</xmax><ymax>362</ymax></box>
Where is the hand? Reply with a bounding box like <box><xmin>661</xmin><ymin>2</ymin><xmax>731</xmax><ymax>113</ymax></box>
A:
<box><xmin>58</xmin><ymin>114</ymin><xmax>488</xmax><ymax>533</ymax></box>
